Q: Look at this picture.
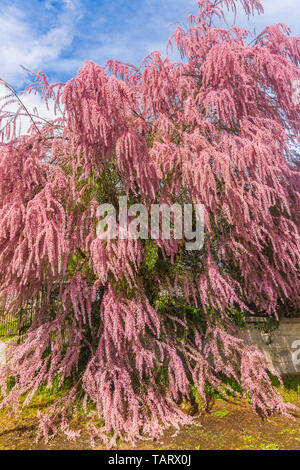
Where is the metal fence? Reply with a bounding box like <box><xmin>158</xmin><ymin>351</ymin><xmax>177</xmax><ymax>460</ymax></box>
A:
<box><xmin>0</xmin><ymin>307</ymin><xmax>33</xmax><ymax>338</ymax></box>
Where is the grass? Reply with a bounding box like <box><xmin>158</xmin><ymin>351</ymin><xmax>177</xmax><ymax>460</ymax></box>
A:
<box><xmin>0</xmin><ymin>374</ymin><xmax>299</xmax><ymax>450</ymax></box>
<box><xmin>211</xmin><ymin>410</ymin><xmax>229</xmax><ymax>418</ymax></box>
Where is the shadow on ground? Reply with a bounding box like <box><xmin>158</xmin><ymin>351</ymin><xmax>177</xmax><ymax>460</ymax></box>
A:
<box><xmin>0</xmin><ymin>375</ymin><xmax>299</xmax><ymax>450</ymax></box>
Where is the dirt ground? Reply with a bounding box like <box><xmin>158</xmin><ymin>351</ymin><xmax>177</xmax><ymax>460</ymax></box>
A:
<box><xmin>0</xmin><ymin>376</ymin><xmax>299</xmax><ymax>450</ymax></box>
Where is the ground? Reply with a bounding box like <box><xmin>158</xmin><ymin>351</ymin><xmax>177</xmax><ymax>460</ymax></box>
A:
<box><xmin>0</xmin><ymin>375</ymin><xmax>299</xmax><ymax>450</ymax></box>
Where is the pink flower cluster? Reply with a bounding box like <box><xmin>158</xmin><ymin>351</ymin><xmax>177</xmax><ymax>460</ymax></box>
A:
<box><xmin>0</xmin><ymin>0</ymin><xmax>299</xmax><ymax>447</ymax></box>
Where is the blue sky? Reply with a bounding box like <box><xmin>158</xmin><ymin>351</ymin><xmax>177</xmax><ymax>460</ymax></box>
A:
<box><xmin>0</xmin><ymin>0</ymin><xmax>299</xmax><ymax>88</ymax></box>
<box><xmin>0</xmin><ymin>0</ymin><xmax>298</xmax><ymax>133</ymax></box>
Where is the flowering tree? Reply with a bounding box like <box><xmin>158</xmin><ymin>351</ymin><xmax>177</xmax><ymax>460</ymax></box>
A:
<box><xmin>0</xmin><ymin>0</ymin><xmax>299</xmax><ymax>447</ymax></box>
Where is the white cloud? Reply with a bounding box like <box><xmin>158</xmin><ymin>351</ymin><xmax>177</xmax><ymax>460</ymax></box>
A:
<box><xmin>262</xmin><ymin>0</ymin><xmax>299</xmax><ymax>33</ymax></box>
<box><xmin>0</xmin><ymin>83</ymin><xmax>58</xmax><ymax>138</ymax></box>
<box><xmin>1</xmin><ymin>0</ymin><xmax>297</xmax><ymax>92</ymax></box>
<box><xmin>262</xmin><ymin>0</ymin><xmax>298</xmax><ymax>15</ymax></box>
<box><xmin>235</xmin><ymin>0</ymin><xmax>299</xmax><ymax>34</ymax></box>
<box><xmin>0</xmin><ymin>0</ymin><xmax>297</xmax><ymax>139</ymax></box>
<box><xmin>0</xmin><ymin>0</ymin><xmax>82</xmax><ymax>86</ymax></box>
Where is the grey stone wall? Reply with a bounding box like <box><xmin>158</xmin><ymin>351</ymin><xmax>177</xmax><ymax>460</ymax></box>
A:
<box><xmin>245</xmin><ymin>318</ymin><xmax>300</xmax><ymax>375</ymax></box>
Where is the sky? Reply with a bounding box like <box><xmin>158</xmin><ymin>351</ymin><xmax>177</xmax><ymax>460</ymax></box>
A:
<box><xmin>0</xmin><ymin>0</ymin><xmax>299</xmax><ymax>132</ymax></box>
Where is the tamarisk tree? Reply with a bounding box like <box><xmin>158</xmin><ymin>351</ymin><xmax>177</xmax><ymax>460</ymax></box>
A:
<box><xmin>0</xmin><ymin>0</ymin><xmax>299</xmax><ymax>447</ymax></box>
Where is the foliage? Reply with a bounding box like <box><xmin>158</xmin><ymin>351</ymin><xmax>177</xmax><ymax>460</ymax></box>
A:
<box><xmin>0</xmin><ymin>0</ymin><xmax>299</xmax><ymax>447</ymax></box>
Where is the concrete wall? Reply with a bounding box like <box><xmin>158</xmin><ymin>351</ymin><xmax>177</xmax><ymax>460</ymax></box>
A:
<box><xmin>245</xmin><ymin>318</ymin><xmax>300</xmax><ymax>375</ymax></box>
